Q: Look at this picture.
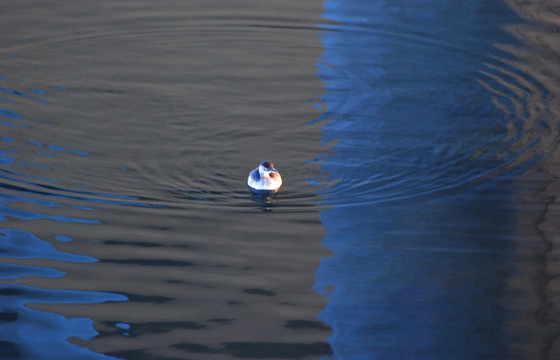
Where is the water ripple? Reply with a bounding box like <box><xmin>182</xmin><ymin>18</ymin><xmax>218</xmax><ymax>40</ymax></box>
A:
<box><xmin>0</xmin><ymin>284</ymin><xmax>126</xmax><ymax>360</ymax></box>
<box><xmin>311</xmin><ymin>16</ymin><xmax>554</xmax><ymax>208</ymax></box>
<box><xmin>0</xmin><ymin>3</ymin><xmax>330</xmax><ymax>359</ymax></box>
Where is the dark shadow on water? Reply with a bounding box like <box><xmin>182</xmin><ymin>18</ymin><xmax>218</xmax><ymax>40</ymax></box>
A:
<box><xmin>169</xmin><ymin>341</ymin><xmax>333</xmax><ymax>359</ymax></box>
<box><xmin>100</xmin><ymin>258</ymin><xmax>194</xmax><ymax>267</ymax></box>
<box><xmin>284</xmin><ymin>319</ymin><xmax>331</xmax><ymax>331</ymax></box>
<box><xmin>97</xmin><ymin>321</ymin><xmax>206</xmax><ymax>338</ymax></box>
<box><xmin>242</xmin><ymin>288</ymin><xmax>276</xmax><ymax>297</ymax></box>
<box><xmin>249</xmin><ymin>188</ymin><xmax>280</xmax><ymax>212</ymax></box>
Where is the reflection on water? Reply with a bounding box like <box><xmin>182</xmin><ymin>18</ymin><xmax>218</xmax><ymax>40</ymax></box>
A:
<box><xmin>3</xmin><ymin>0</ymin><xmax>560</xmax><ymax>359</ymax></box>
<box><xmin>1</xmin><ymin>0</ymin><xmax>332</xmax><ymax>359</ymax></box>
<box><xmin>314</xmin><ymin>0</ymin><xmax>560</xmax><ymax>359</ymax></box>
<box><xmin>313</xmin><ymin>1</ymin><xmax>547</xmax><ymax>207</ymax></box>
<box><xmin>502</xmin><ymin>1</ymin><xmax>560</xmax><ymax>358</ymax></box>
<box><xmin>1</xmin><ymin>284</ymin><xmax>125</xmax><ymax>360</ymax></box>
<box><xmin>249</xmin><ymin>191</ymin><xmax>280</xmax><ymax>212</ymax></box>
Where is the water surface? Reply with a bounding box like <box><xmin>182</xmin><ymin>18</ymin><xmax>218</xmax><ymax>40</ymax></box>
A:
<box><xmin>2</xmin><ymin>0</ymin><xmax>560</xmax><ymax>359</ymax></box>
<box><xmin>1</xmin><ymin>1</ymin><xmax>331</xmax><ymax>359</ymax></box>
<box><xmin>314</xmin><ymin>1</ymin><xmax>560</xmax><ymax>359</ymax></box>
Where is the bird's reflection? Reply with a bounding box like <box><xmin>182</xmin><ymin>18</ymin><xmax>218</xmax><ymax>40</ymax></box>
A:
<box><xmin>249</xmin><ymin>189</ymin><xmax>280</xmax><ymax>211</ymax></box>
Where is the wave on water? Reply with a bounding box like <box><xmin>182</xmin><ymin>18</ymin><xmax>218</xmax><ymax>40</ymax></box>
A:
<box><xmin>311</xmin><ymin>8</ymin><xmax>554</xmax><ymax>208</ymax></box>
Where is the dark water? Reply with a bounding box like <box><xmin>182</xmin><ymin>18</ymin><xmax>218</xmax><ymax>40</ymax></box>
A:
<box><xmin>1</xmin><ymin>0</ymin><xmax>560</xmax><ymax>359</ymax></box>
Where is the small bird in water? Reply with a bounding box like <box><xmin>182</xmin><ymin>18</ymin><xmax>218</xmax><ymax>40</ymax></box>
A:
<box><xmin>247</xmin><ymin>160</ymin><xmax>282</xmax><ymax>192</ymax></box>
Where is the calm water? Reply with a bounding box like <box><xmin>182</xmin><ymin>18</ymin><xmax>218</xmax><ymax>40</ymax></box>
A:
<box><xmin>1</xmin><ymin>0</ymin><xmax>560</xmax><ymax>359</ymax></box>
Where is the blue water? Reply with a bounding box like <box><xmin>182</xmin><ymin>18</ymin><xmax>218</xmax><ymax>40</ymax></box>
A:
<box><xmin>314</xmin><ymin>1</ymin><xmax>558</xmax><ymax>359</ymax></box>
<box><xmin>1</xmin><ymin>0</ymin><xmax>560</xmax><ymax>359</ymax></box>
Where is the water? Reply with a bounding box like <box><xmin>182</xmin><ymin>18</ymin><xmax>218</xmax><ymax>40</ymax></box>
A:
<box><xmin>1</xmin><ymin>1</ymin><xmax>331</xmax><ymax>359</ymax></box>
<box><xmin>1</xmin><ymin>0</ymin><xmax>560</xmax><ymax>359</ymax></box>
<box><xmin>314</xmin><ymin>1</ymin><xmax>560</xmax><ymax>359</ymax></box>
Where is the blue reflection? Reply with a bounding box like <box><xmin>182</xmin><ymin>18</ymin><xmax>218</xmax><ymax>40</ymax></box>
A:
<box><xmin>0</xmin><ymin>76</ymin><xmax>160</xmax><ymax>209</ymax></box>
<box><xmin>0</xmin><ymin>119</ymin><xmax>15</xmax><ymax>128</ymax></box>
<box><xmin>0</xmin><ymin>168</ymin><xmax>160</xmax><ymax>208</ymax></box>
<box><xmin>0</xmin><ymin>148</ymin><xmax>15</xmax><ymax>165</ymax></box>
<box><xmin>0</xmin><ymin>263</ymin><xmax>64</xmax><ymax>279</ymax></box>
<box><xmin>0</xmin><ymin>284</ymin><xmax>126</xmax><ymax>360</ymax></box>
<box><xmin>27</xmin><ymin>140</ymin><xmax>89</xmax><ymax>156</ymax></box>
<box><xmin>0</xmin><ymin>85</ymin><xmax>28</xmax><ymax>97</ymax></box>
<box><xmin>0</xmin><ymin>192</ymin><xmax>100</xmax><ymax>223</ymax></box>
<box><xmin>0</xmin><ymin>108</ymin><xmax>23</xmax><ymax>120</ymax></box>
<box><xmin>53</xmin><ymin>235</ymin><xmax>73</xmax><ymax>242</ymax></box>
<box><xmin>0</xmin><ymin>75</ymin><xmax>133</xmax><ymax>360</ymax></box>
<box><xmin>315</xmin><ymin>1</ymin><xmax>526</xmax><ymax>359</ymax></box>
<box><xmin>0</xmin><ymin>228</ymin><xmax>126</xmax><ymax>359</ymax></box>
<box><xmin>47</xmin><ymin>144</ymin><xmax>89</xmax><ymax>156</ymax></box>
<box><xmin>0</xmin><ymin>82</ymin><xmax>49</xmax><ymax>104</ymax></box>
<box><xmin>0</xmin><ymin>229</ymin><xmax>95</xmax><ymax>262</ymax></box>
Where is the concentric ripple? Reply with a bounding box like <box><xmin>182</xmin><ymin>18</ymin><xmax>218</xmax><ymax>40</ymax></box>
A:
<box><xmin>311</xmin><ymin>12</ymin><xmax>554</xmax><ymax>208</ymax></box>
<box><xmin>0</xmin><ymin>21</ymin><xmax>326</xmax><ymax>212</ymax></box>
<box><xmin>0</xmin><ymin>1</ymin><xmax>331</xmax><ymax>359</ymax></box>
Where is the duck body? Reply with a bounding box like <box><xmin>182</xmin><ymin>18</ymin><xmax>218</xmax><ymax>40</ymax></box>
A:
<box><xmin>247</xmin><ymin>160</ymin><xmax>282</xmax><ymax>192</ymax></box>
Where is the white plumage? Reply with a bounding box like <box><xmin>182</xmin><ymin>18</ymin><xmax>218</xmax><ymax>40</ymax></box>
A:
<box><xmin>247</xmin><ymin>160</ymin><xmax>282</xmax><ymax>192</ymax></box>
